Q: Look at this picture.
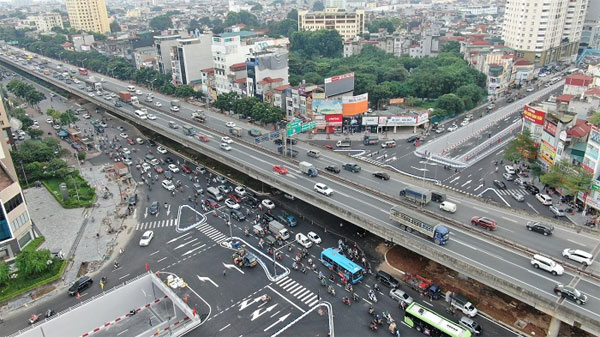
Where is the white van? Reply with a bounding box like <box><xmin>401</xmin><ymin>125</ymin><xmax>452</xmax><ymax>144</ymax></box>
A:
<box><xmin>307</xmin><ymin>149</ymin><xmax>321</xmax><ymax>158</ymax></box>
<box><xmin>207</xmin><ymin>186</ymin><xmax>223</xmax><ymax>201</ymax></box>
<box><xmin>439</xmin><ymin>201</ymin><xmax>457</xmax><ymax>213</ymax></box>
<box><xmin>134</xmin><ymin>110</ymin><xmax>147</xmax><ymax>119</ymax></box>
<box><xmin>382</xmin><ymin>140</ymin><xmax>396</xmax><ymax>148</ymax></box>
<box><xmin>127</xmin><ymin>85</ymin><xmax>136</xmax><ymax>92</ymax></box>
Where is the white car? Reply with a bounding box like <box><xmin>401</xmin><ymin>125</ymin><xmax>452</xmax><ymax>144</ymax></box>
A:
<box><xmin>307</xmin><ymin>231</ymin><xmax>322</xmax><ymax>244</ymax></box>
<box><xmin>295</xmin><ymin>233</ymin><xmax>313</xmax><ymax>249</ymax></box>
<box><xmin>46</xmin><ymin>118</ymin><xmax>53</xmax><ymax>124</ymax></box>
<box><xmin>314</xmin><ymin>183</ymin><xmax>333</xmax><ymax>196</ymax></box>
<box><xmin>531</xmin><ymin>254</ymin><xmax>564</xmax><ymax>276</ymax></box>
<box><xmin>439</xmin><ymin>201</ymin><xmax>457</xmax><ymax>213</ymax></box>
<box><xmin>119</xmin><ymin>133</ymin><xmax>128</xmax><ymax>138</ymax></box>
<box><xmin>162</xmin><ymin>180</ymin><xmax>175</xmax><ymax>191</ymax></box>
<box><xmin>234</xmin><ymin>186</ymin><xmax>247</xmax><ymax>196</ymax></box>
<box><xmin>142</xmin><ymin>163</ymin><xmax>151</xmax><ymax>172</ymax></box>
<box><xmin>154</xmin><ymin>101</ymin><xmax>162</xmax><ymax>107</ymax></box>
<box><xmin>135</xmin><ymin>89</ymin><xmax>143</xmax><ymax>95</ymax></box>
<box><xmin>87</xmin><ymin>92</ymin><xmax>95</xmax><ymax>97</ymax></box>
<box><xmin>220</xmin><ymin>143</ymin><xmax>232</xmax><ymax>151</ymax></box>
<box><xmin>549</xmin><ymin>205</ymin><xmax>566</xmax><ymax>217</ymax></box>
<box><xmin>460</xmin><ymin>120</ymin><xmax>469</xmax><ymax>127</ymax></box>
<box><xmin>447</xmin><ymin>124</ymin><xmax>458</xmax><ymax>132</ymax></box>
<box><xmin>535</xmin><ymin>193</ymin><xmax>553</xmax><ymax>206</ymax></box>
<box><xmin>221</xmin><ymin>136</ymin><xmax>233</xmax><ymax>144</ymax></box>
<box><xmin>261</xmin><ymin>199</ymin><xmax>275</xmax><ymax>210</ymax></box>
<box><xmin>226</xmin><ymin>121</ymin><xmax>236</xmax><ymax>128</ymax></box>
<box><xmin>121</xmin><ymin>148</ymin><xmax>130</xmax><ymax>155</ymax></box>
<box><xmin>147</xmin><ymin>114</ymin><xmax>157</xmax><ymax>120</ymax></box>
<box><xmin>157</xmin><ymin>146</ymin><xmax>168</xmax><ymax>154</ymax></box>
<box><xmin>225</xmin><ymin>198</ymin><xmax>240</xmax><ymax>209</ymax></box>
<box><xmin>504</xmin><ymin>165</ymin><xmax>516</xmax><ymax>174</ymax></box>
<box><xmin>389</xmin><ymin>288</ymin><xmax>414</xmax><ymax>306</ymax></box>
<box><xmin>170</xmin><ymin>106</ymin><xmax>180</xmax><ymax>112</ymax></box>
<box><xmin>168</xmin><ymin>164</ymin><xmax>179</xmax><ymax>173</ymax></box>
<box><xmin>139</xmin><ymin>230</ymin><xmax>154</xmax><ymax>246</ymax></box>
<box><xmin>562</xmin><ymin>249</ymin><xmax>593</xmax><ymax>266</ymax></box>
<box><xmin>82</xmin><ymin>114</ymin><xmax>91</xmax><ymax>119</ymax></box>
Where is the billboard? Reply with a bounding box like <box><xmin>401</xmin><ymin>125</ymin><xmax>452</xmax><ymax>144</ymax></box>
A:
<box><xmin>543</xmin><ymin>120</ymin><xmax>557</xmax><ymax>136</ymax></box>
<box><xmin>539</xmin><ymin>140</ymin><xmax>556</xmax><ymax>167</ymax></box>
<box><xmin>325</xmin><ymin>114</ymin><xmax>343</xmax><ymax>126</ymax></box>
<box><xmin>342</xmin><ymin>93</ymin><xmax>368</xmax><ymax>116</ymax></box>
<box><xmin>523</xmin><ymin>105</ymin><xmax>545</xmax><ymax>125</ymax></box>
<box><xmin>389</xmin><ymin>98</ymin><xmax>405</xmax><ymax>105</ymax></box>
<box><xmin>312</xmin><ymin>98</ymin><xmax>343</xmax><ymax>115</ymax></box>
<box><xmin>324</xmin><ymin>72</ymin><xmax>354</xmax><ymax>97</ymax></box>
<box><xmin>362</xmin><ymin>116</ymin><xmax>378</xmax><ymax>125</ymax></box>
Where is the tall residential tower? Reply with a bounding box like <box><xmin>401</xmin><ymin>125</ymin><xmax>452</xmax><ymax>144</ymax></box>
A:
<box><xmin>66</xmin><ymin>0</ymin><xmax>110</xmax><ymax>34</ymax></box>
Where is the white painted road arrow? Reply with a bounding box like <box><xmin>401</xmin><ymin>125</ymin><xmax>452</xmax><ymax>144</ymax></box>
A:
<box><xmin>223</xmin><ymin>262</ymin><xmax>244</xmax><ymax>274</ymax></box>
<box><xmin>196</xmin><ymin>275</ymin><xmax>218</xmax><ymax>287</ymax></box>
<box><xmin>166</xmin><ymin>204</ymin><xmax>171</xmax><ymax>216</ymax></box>
<box><xmin>264</xmin><ymin>313</ymin><xmax>291</xmax><ymax>332</ymax></box>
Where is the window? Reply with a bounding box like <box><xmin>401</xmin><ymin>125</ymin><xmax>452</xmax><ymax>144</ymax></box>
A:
<box><xmin>11</xmin><ymin>210</ymin><xmax>29</xmax><ymax>231</ymax></box>
<box><xmin>4</xmin><ymin>194</ymin><xmax>23</xmax><ymax>214</ymax></box>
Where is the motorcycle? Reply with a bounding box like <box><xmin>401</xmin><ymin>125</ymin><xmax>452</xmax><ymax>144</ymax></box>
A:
<box><xmin>343</xmin><ymin>296</ymin><xmax>352</xmax><ymax>306</ymax></box>
<box><xmin>28</xmin><ymin>314</ymin><xmax>40</xmax><ymax>325</ymax></box>
<box><xmin>368</xmin><ymin>290</ymin><xmax>378</xmax><ymax>303</ymax></box>
<box><xmin>261</xmin><ymin>295</ymin><xmax>271</xmax><ymax>304</ymax></box>
<box><xmin>328</xmin><ymin>285</ymin><xmax>336</xmax><ymax>296</ymax></box>
<box><xmin>369</xmin><ymin>321</ymin><xmax>378</xmax><ymax>331</ymax></box>
<box><xmin>368</xmin><ymin>307</ymin><xmax>375</xmax><ymax>316</ymax></box>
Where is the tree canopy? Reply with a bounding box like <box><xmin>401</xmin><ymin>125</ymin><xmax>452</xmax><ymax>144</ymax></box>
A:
<box><xmin>366</xmin><ymin>18</ymin><xmax>404</xmax><ymax>34</ymax></box>
<box><xmin>149</xmin><ymin>15</ymin><xmax>173</xmax><ymax>31</ymax></box>
<box><xmin>110</xmin><ymin>21</ymin><xmax>121</xmax><ymax>33</ymax></box>
<box><xmin>503</xmin><ymin>130</ymin><xmax>538</xmax><ymax>164</ymax></box>
<box><xmin>540</xmin><ymin>159</ymin><xmax>592</xmax><ymax>199</ymax></box>
<box><xmin>224</xmin><ymin>11</ymin><xmax>259</xmax><ymax>28</ymax></box>
<box><xmin>290</xmin><ymin>30</ymin><xmax>343</xmax><ymax>58</ymax></box>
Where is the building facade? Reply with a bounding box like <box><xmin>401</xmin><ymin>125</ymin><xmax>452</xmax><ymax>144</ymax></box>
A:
<box><xmin>246</xmin><ymin>47</ymin><xmax>289</xmax><ymax>99</ymax></box>
<box><xmin>153</xmin><ymin>34</ymin><xmax>181</xmax><ymax>75</ymax></box>
<box><xmin>298</xmin><ymin>8</ymin><xmax>365</xmax><ymax>40</ymax></box>
<box><xmin>65</xmin><ymin>0</ymin><xmax>110</xmax><ymax>34</ymax></box>
<box><xmin>0</xmin><ymin>104</ymin><xmax>34</xmax><ymax>261</ymax></box>
<box><xmin>31</xmin><ymin>13</ymin><xmax>64</xmax><ymax>33</ymax></box>
<box><xmin>171</xmin><ymin>35</ymin><xmax>213</xmax><ymax>86</ymax></box>
<box><xmin>502</xmin><ymin>0</ymin><xmax>587</xmax><ymax>66</ymax></box>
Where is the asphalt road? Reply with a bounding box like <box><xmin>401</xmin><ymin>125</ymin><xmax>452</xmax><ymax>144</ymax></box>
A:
<box><xmin>1</xmin><ymin>49</ymin><xmax>599</xmax><ymax>330</ymax></box>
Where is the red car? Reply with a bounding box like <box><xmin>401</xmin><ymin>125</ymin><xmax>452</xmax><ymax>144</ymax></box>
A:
<box><xmin>229</xmin><ymin>193</ymin><xmax>242</xmax><ymax>203</ymax></box>
<box><xmin>273</xmin><ymin>165</ymin><xmax>288</xmax><ymax>175</ymax></box>
<box><xmin>324</xmin><ymin>144</ymin><xmax>334</xmax><ymax>149</ymax></box>
<box><xmin>198</xmin><ymin>135</ymin><xmax>210</xmax><ymax>142</ymax></box>
<box><xmin>471</xmin><ymin>216</ymin><xmax>497</xmax><ymax>230</ymax></box>
<box><xmin>154</xmin><ymin>165</ymin><xmax>164</xmax><ymax>174</ymax></box>
<box><xmin>127</xmin><ymin>138</ymin><xmax>135</xmax><ymax>145</ymax></box>
<box><xmin>204</xmin><ymin>198</ymin><xmax>218</xmax><ymax>208</ymax></box>
<box><xmin>181</xmin><ymin>164</ymin><xmax>191</xmax><ymax>174</ymax></box>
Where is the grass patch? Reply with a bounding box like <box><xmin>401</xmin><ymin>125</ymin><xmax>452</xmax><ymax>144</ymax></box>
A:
<box><xmin>21</xmin><ymin>236</ymin><xmax>45</xmax><ymax>252</ymax></box>
<box><xmin>0</xmin><ymin>258</ymin><xmax>66</xmax><ymax>303</ymax></box>
<box><xmin>43</xmin><ymin>172</ymin><xmax>96</xmax><ymax>208</ymax></box>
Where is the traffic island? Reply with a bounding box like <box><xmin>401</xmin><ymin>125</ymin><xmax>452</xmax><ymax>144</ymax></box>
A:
<box><xmin>383</xmin><ymin>244</ymin><xmax>592</xmax><ymax>337</ymax></box>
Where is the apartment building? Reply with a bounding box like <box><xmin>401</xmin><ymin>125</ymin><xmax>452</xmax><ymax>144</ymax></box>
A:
<box><xmin>170</xmin><ymin>35</ymin><xmax>213</xmax><ymax>86</ymax></box>
<box><xmin>246</xmin><ymin>47</ymin><xmax>289</xmax><ymax>99</ymax></box>
<box><xmin>502</xmin><ymin>0</ymin><xmax>588</xmax><ymax>65</ymax></box>
<box><xmin>0</xmin><ymin>104</ymin><xmax>34</xmax><ymax>261</ymax></box>
<box><xmin>30</xmin><ymin>13</ymin><xmax>63</xmax><ymax>33</ymax></box>
<box><xmin>153</xmin><ymin>34</ymin><xmax>181</xmax><ymax>75</ymax></box>
<box><xmin>298</xmin><ymin>8</ymin><xmax>365</xmax><ymax>40</ymax></box>
<box><xmin>65</xmin><ymin>0</ymin><xmax>110</xmax><ymax>34</ymax></box>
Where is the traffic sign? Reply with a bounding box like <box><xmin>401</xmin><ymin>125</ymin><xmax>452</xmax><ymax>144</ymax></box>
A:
<box><xmin>286</xmin><ymin>121</ymin><xmax>301</xmax><ymax>136</ymax></box>
<box><xmin>301</xmin><ymin>121</ymin><xmax>316</xmax><ymax>132</ymax></box>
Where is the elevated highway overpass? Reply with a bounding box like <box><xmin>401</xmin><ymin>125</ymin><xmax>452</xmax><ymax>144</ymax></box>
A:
<box><xmin>1</xmin><ymin>47</ymin><xmax>599</xmax><ymax>336</ymax></box>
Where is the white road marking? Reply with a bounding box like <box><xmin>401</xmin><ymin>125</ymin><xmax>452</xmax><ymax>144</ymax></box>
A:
<box><xmin>264</xmin><ymin>313</ymin><xmax>291</xmax><ymax>332</ymax></box>
<box><xmin>449</xmin><ymin>176</ymin><xmax>461</xmax><ymax>183</ymax></box>
<box><xmin>267</xmin><ymin>285</ymin><xmax>306</xmax><ymax>313</ymax></box>
<box><xmin>461</xmin><ymin>180</ymin><xmax>472</xmax><ymax>187</ymax></box>
<box><xmin>197</xmin><ymin>275</ymin><xmax>218</xmax><ymax>287</ymax></box>
<box><xmin>501</xmin><ymin>217</ymin><xmax>518</xmax><ymax>223</ymax></box>
<box><xmin>473</xmin><ymin>184</ymin><xmax>483</xmax><ymax>191</ymax></box>
<box><xmin>219</xmin><ymin>324</ymin><xmax>231</xmax><ymax>331</ymax></box>
<box><xmin>527</xmin><ymin>202</ymin><xmax>540</xmax><ymax>214</ymax></box>
<box><xmin>567</xmin><ymin>239</ymin><xmax>587</xmax><ymax>247</ymax></box>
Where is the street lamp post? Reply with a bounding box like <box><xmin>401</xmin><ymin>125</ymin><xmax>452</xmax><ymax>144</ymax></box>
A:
<box><xmin>150</xmin><ymin>78</ymin><xmax>158</xmax><ymax>91</ymax></box>
<box><xmin>272</xmin><ymin>240</ymin><xmax>295</xmax><ymax>276</ymax></box>
<box><xmin>80</xmin><ymin>58</ymin><xmax>87</xmax><ymax>68</ymax></box>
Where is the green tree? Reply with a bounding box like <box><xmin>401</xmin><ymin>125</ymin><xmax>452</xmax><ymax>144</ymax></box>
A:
<box><xmin>367</xmin><ymin>18</ymin><xmax>403</xmax><ymax>34</ymax></box>
<box><xmin>436</xmin><ymin>93</ymin><xmax>464</xmax><ymax>115</ymax></box>
<box><xmin>27</xmin><ymin>129</ymin><xmax>43</xmax><ymax>139</ymax></box>
<box><xmin>456</xmin><ymin>84</ymin><xmax>486</xmax><ymax>110</ymax></box>
<box><xmin>175</xmin><ymin>84</ymin><xmax>195</xmax><ymax>98</ymax></box>
<box><xmin>290</xmin><ymin>30</ymin><xmax>343</xmax><ymax>58</ymax></box>
<box><xmin>59</xmin><ymin>109</ymin><xmax>79</xmax><ymax>125</ymax></box>
<box><xmin>312</xmin><ymin>1</ymin><xmax>324</xmax><ymax>10</ymax></box>
<box><xmin>214</xmin><ymin>92</ymin><xmax>238</xmax><ymax>112</ymax></box>
<box><xmin>149</xmin><ymin>15</ymin><xmax>173</xmax><ymax>31</ymax></box>
<box><xmin>110</xmin><ymin>21</ymin><xmax>122</xmax><ymax>33</ymax></box>
<box><xmin>76</xmin><ymin>151</ymin><xmax>86</xmax><ymax>161</ymax></box>
<box><xmin>287</xmin><ymin>9</ymin><xmax>298</xmax><ymax>20</ymax></box>
<box><xmin>251</xmin><ymin>3</ymin><xmax>263</xmax><ymax>11</ymax></box>
<box><xmin>15</xmin><ymin>249</ymin><xmax>52</xmax><ymax>276</ymax></box>
<box><xmin>504</xmin><ymin>130</ymin><xmax>538</xmax><ymax>163</ymax></box>
<box><xmin>233</xmin><ymin>96</ymin><xmax>260</xmax><ymax>117</ymax></box>
<box><xmin>159</xmin><ymin>83</ymin><xmax>175</xmax><ymax>95</ymax></box>
<box><xmin>267</xmin><ymin>19</ymin><xmax>298</xmax><ymax>37</ymax></box>
<box><xmin>25</xmin><ymin>90</ymin><xmax>45</xmax><ymax>106</ymax></box>
<box><xmin>0</xmin><ymin>262</ymin><xmax>9</xmax><ymax>285</ymax></box>
<box><xmin>540</xmin><ymin>160</ymin><xmax>592</xmax><ymax>201</ymax></box>
<box><xmin>188</xmin><ymin>19</ymin><xmax>202</xmax><ymax>32</ymax></box>
<box><xmin>224</xmin><ymin>11</ymin><xmax>259</xmax><ymax>27</ymax></box>
<box><xmin>589</xmin><ymin>112</ymin><xmax>600</xmax><ymax>126</ymax></box>
<box><xmin>46</xmin><ymin>108</ymin><xmax>62</xmax><ymax>121</ymax></box>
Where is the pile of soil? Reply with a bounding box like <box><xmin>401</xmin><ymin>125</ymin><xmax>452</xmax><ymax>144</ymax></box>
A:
<box><xmin>385</xmin><ymin>244</ymin><xmax>590</xmax><ymax>337</ymax></box>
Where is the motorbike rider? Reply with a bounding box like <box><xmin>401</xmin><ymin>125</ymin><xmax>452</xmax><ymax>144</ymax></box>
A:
<box><xmin>328</xmin><ymin>285</ymin><xmax>335</xmax><ymax>295</ymax></box>
<box><xmin>368</xmin><ymin>306</ymin><xmax>375</xmax><ymax>316</ymax></box>
<box><xmin>318</xmin><ymin>271</ymin><xmax>324</xmax><ymax>279</ymax></box>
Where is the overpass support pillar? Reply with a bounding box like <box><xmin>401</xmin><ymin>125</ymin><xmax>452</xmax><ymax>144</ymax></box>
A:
<box><xmin>546</xmin><ymin>316</ymin><xmax>562</xmax><ymax>337</ymax></box>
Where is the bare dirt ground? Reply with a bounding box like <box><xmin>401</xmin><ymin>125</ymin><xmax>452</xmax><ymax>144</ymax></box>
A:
<box><xmin>383</xmin><ymin>244</ymin><xmax>590</xmax><ymax>337</ymax></box>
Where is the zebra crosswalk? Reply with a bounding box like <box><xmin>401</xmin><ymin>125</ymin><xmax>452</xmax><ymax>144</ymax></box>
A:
<box><xmin>196</xmin><ymin>223</ymin><xmax>228</xmax><ymax>243</ymax></box>
<box><xmin>355</xmin><ymin>156</ymin><xmax>384</xmax><ymax>167</ymax></box>
<box><xmin>136</xmin><ymin>218</ymin><xmax>178</xmax><ymax>230</ymax></box>
<box><xmin>497</xmin><ymin>188</ymin><xmax>528</xmax><ymax>196</ymax></box>
<box><xmin>275</xmin><ymin>276</ymin><xmax>319</xmax><ymax>307</ymax></box>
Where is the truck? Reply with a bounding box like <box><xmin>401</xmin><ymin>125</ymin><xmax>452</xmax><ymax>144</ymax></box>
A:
<box><xmin>278</xmin><ymin>146</ymin><xmax>298</xmax><ymax>157</ymax></box>
<box><xmin>402</xmin><ymin>274</ymin><xmax>441</xmax><ymax>299</ymax></box>
<box><xmin>448</xmin><ymin>293</ymin><xmax>478</xmax><ymax>317</ymax></box>
<box><xmin>276</xmin><ymin>211</ymin><xmax>298</xmax><ymax>227</ymax></box>
<box><xmin>399</xmin><ymin>186</ymin><xmax>431</xmax><ymax>206</ymax></box>
<box><xmin>268</xmin><ymin>220</ymin><xmax>290</xmax><ymax>240</ymax></box>
<box><xmin>299</xmin><ymin>161</ymin><xmax>318</xmax><ymax>177</ymax></box>
<box><xmin>232</xmin><ymin>247</ymin><xmax>258</xmax><ymax>268</ymax></box>
<box><xmin>94</xmin><ymin>82</ymin><xmax>103</xmax><ymax>91</ymax></box>
<box><xmin>43</xmin><ymin>69</ymin><xmax>50</xmax><ymax>75</ymax></box>
<box><xmin>389</xmin><ymin>206</ymin><xmax>450</xmax><ymax>245</ymax></box>
<box><xmin>170</xmin><ymin>99</ymin><xmax>181</xmax><ymax>107</ymax></box>
<box><xmin>229</xmin><ymin>126</ymin><xmax>242</xmax><ymax>137</ymax></box>
<box><xmin>336</xmin><ymin>140</ymin><xmax>351</xmax><ymax>148</ymax></box>
<box><xmin>363</xmin><ymin>135</ymin><xmax>379</xmax><ymax>145</ymax></box>
<box><xmin>131</xmin><ymin>96</ymin><xmax>141</xmax><ymax>108</ymax></box>
<box><xmin>119</xmin><ymin>91</ymin><xmax>132</xmax><ymax>102</ymax></box>
<box><xmin>192</xmin><ymin>111</ymin><xmax>207</xmax><ymax>123</ymax></box>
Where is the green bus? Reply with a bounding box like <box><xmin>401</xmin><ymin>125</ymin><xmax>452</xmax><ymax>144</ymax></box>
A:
<box><xmin>403</xmin><ymin>302</ymin><xmax>472</xmax><ymax>337</ymax></box>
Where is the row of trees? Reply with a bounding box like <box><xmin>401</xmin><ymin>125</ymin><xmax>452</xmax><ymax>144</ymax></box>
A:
<box><xmin>11</xmin><ymin>138</ymin><xmax>71</xmax><ymax>182</ymax></box>
<box><xmin>6</xmin><ymin>78</ymin><xmax>45</xmax><ymax>106</ymax></box>
<box><xmin>214</xmin><ymin>92</ymin><xmax>285</xmax><ymax>124</ymax></box>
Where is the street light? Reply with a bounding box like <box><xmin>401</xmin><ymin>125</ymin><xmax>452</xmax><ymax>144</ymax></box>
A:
<box><xmin>80</xmin><ymin>58</ymin><xmax>87</xmax><ymax>68</ymax></box>
<box><xmin>150</xmin><ymin>78</ymin><xmax>158</xmax><ymax>91</ymax></box>
<box><xmin>271</xmin><ymin>240</ymin><xmax>295</xmax><ymax>276</ymax></box>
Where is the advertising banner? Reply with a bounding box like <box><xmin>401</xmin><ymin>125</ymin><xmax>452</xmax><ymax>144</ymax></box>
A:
<box><xmin>342</xmin><ymin>93</ymin><xmax>368</xmax><ymax>116</ymax></box>
<box><xmin>312</xmin><ymin>98</ymin><xmax>343</xmax><ymax>115</ymax></box>
<box><xmin>324</xmin><ymin>72</ymin><xmax>355</xmax><ymax>97</ymax></box>
<box><xmin>539</xmin><ymin>140</ymin><xmax>556</xmax><ymax>167</ymax></box>
<box><xmin>416</xmin><ymin>112</ymin><xmax>429</xmax><ymax>124</ymax></box>
<box><xmin>523</xmin><ymin>105</ymin><xmax>545</xmax><ymax>125</ymax></box>
<box><xmin>389</xmin><ymin>98</ymin><xmax>405</xmax><ymax>105</ymax></box>
<box><xmin>362</xmin><ymin>116</ymin><xmax>379</xmax><ymax>125</ymax></box>
<box><xmin>543</xmin><ymin>120</ymin><xmax>557</xmax><ymax>136</ymax></box>
<box><xmin>325</xmin><ymin>114</ymin><xmax>343</xmax><ymax>126</ymax></box>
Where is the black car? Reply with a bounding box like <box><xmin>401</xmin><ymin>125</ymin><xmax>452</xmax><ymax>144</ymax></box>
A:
<box><xmin>68</xmin><ymin>276</ymin><xmax>93</xmax><ymax>296</ymax></box>
<box><xmin>373</xmin><ymin>172</ymin><xmax>390</xmax><ymax>180</ymax></box>
<box><xmin>524</xmin><ymin>183</ymin><xmax>540</xmax><ymax>195</ymax></box>
<box><xmin>526</xmin><ymin>221</ymin><xmax>553</xmax><ymax>236</ymax></box>
<box><xmin>343</xmin><ymin>163</ymin><xmax>361</xmax><ymax>173</ymax></box>
<box><xmin>262</xmin><ymin>212</ymin><xmax>276</xmax><ymax>223</ymax></box>
<box><xmin>246</xmin><ymin>196</ymin><xmax>259</xmax><ymax>208</ymax></box>
<box><xmin>554</xmin><ymin>284</ymin><xmax>587</xmax><ymax>305</ymax></box>
<box><xmin>325</xmin><ymin>166</ymin><xmax>340</xmax><ymax>174</ymax></box>
<box><xmin>164</xmin><ymin>157</ymin><xmax>174</xmax><ymax>164</ymax></box>
<box><xmin>406</xmin><ymin>135</ymin><xmax>418</xmax><ymax>143</ymax></box>
<box><xmin>115</xmin><ymin>101</ymin><xmax>122</xmax><ymax>107</ymax></box>
<box><xmin>376</xmin><ymin>270</ymin><xmax>398</xmax><ymax>288</ymax></box>
<box><xmin>147</xmin><ymin>139</ymin><xmax>157</xmax><ymax>147</ymax></box>
<box><xmin>493</xmin><ymin>180</ymin><xmax>506</xmax><ymax>189</ymax></box>
<box><xmin>231</xmin><ymin>209</ymin><xmax>246</xmax><ymax>221</ymax></box>
<box><xmin>164</xmin><ymin>171</ymin><xmax>173</xmax><ymax>180</ymax></box>
<box><xmin>128</xmin><ymin>194</ymin><xmax>138</xmax><ymax>206</ymax></box>
<box><xmin>149</xmin><ymin>201</ymin><xmax>159</xmax><ymax>215</ymax></box>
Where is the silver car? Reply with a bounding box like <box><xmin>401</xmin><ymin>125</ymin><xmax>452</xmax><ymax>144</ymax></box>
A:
<box><xmin>389</xmin><ymin>288</ymin><xmax>413</xmax><ymax>306</ymax></box>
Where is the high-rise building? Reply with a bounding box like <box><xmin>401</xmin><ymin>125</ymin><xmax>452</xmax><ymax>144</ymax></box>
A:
<box><xmin>29</xmin><ymin>13</ymin><xmax>64</xmax><ymax>33</ymax></box>
<box><xmin>170</xmin><ymin>35</ymin><xmax>214</xmax><ymax>85</ymax></box>
<box><xmin>502</xmin><ymin>0</ymin><xmax>588</xmax><ymax>66</ymax></box>
<box><xmin>0</xmin><ymin>103</ymin><xmax>34</xmax><ymax>261</ymax></box>
<box><xmin>298</xmin><ymin>8</ymin><xmax>365</xmax><ymax>40</ymax></box>
<box><xmin>153</xmin><ymin>34</ymin><xmax>181</xmax><ymax>75</ymax></box>
<box><xmin>66</xmin><ymin>0</ymin><xmax>110</xmax><ymax>34</ymax></box>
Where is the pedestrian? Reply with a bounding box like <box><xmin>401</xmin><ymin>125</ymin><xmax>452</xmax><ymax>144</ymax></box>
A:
<box><xmin>223</xmin><ymin>269</ymin><xmax>226</xmax><ymax>277</ymax></box>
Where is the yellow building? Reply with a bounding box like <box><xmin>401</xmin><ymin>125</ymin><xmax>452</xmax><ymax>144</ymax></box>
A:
<box><xmin>0</xmin><ymin>102</ymin><xmax>34</xmax><ymax>261</ymax></box>
<box><xmin>66</xmin><ymin>0</ymin><xmax>110</xmax><ymax>34</ymax></box>
<box><xmin>298</xmin><ymin>8</ymin><xmax>365</xmax><ymax>41</ymax></box>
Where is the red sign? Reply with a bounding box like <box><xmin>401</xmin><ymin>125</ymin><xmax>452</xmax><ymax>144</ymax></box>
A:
<box><xmin>544</xmin><ymin>120</ymin><xmax>557</xmax><ymax>136</ymax></box>
<box><xmin>324</xmin><ymin>72</ymin><xmax>354</xmax><ymax>84</ymax></box>
<box><xmin>325</xmin><ymin>114</ymin><xmax>343</xmax><ymax>123</ymax></box>
<box><xmin>523</xmin><ymin>105</ymin><xmax>545</xmax><ymax>125</ymax></box>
